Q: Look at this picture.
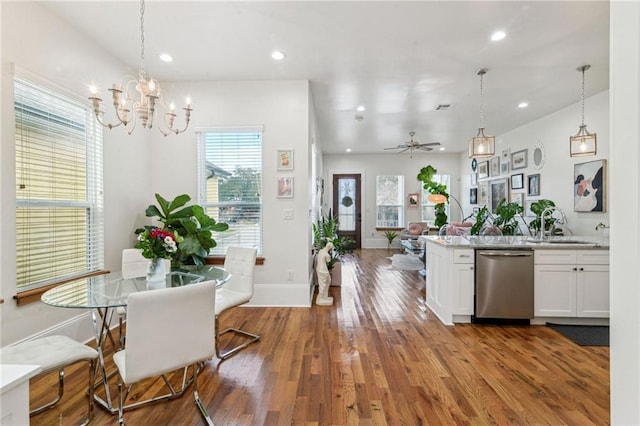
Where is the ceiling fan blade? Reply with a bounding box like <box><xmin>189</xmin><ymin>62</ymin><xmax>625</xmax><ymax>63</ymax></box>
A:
<box><xmin>398</xmin><ymin>147</ymin><xmax>410</xmax><ymax>153</ymax></box>
<box><xmin>383</xmin><ymin>144</ymin><xmax>405</xmax><ymax>150</ymax></box>
<box><xmin>417</xmin><ymin>142</ymin><xmax>440</xmax><ymax>147</ymax></box>
<box><xmin>417</xmin><ymin>146</ymin><xmax>434</xmax><ymax>151</ymax></box>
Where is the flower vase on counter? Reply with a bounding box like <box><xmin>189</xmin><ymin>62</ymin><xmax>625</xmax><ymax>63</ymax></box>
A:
<box><xmin>146</xmin><ymin>259</ymin><xmax>167</xmax><ymax>290</ymax></box>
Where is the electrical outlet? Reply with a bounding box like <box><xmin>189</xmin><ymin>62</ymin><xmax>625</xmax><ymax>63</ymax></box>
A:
<box><xmin>287</xmin><ymin>270</ymin><xmax>294</xmax><ymax>281</ymax></box>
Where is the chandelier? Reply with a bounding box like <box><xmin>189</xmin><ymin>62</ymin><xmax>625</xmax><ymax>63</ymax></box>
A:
<box><xmin>569</xmin><ymin>65</ymin><xmax>596</xmax><ymax>157</ymax></box>
<box><xmin>88</xmin><ymin>0</ymin><xmax>192</xmax><ymax>137</ymax></box>
<box><xmin>468</xmin><ymin>68</ymin><xmax>495</xmax><ymax>159</ymax></box>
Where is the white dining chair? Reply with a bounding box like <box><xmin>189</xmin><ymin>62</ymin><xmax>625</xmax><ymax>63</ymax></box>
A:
<box><xmin>0</xmin><ymin>335</ymin><xmax>98</xmax><ymax>425</ymax></box>
<box><xmin>215</xmin><ymin>246</ymin><xmax>260</xmax><ymax>360</ymax></box>
<box><xmin>112</xmin><ymin>279</ymin><xmax>216</xmax><ymax>425</ymax></box>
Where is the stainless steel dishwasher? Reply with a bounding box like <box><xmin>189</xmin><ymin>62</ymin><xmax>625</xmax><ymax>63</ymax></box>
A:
<box><xmin>474</xmin><ymin>249</ymin><xmax>534</xmax><ymax>322</ymax></box>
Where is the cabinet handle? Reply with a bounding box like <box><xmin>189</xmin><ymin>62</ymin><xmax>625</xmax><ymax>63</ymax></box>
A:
<box><xmin>470</xmin><ymin>266</ymin><xmax>474</xmax><ymax>270</ymax></box>
<box><xmin>573</xmin><ymin>267</ymin><xmax>578</xmax><ymax>271</ymax></box>
<box><xmin>459</xmin><ymin>255</ymin><xmax>471</xmax><ymax>258</ymax></box>
<box><xmin>579</xmin><ymin>267</ymin><xmax>584</xmax><ymax>271</ymax></box>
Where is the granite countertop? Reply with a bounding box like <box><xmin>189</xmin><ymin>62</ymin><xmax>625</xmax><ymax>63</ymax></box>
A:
<box><xmin>420</xmin><ymin>235</ymin><xmax>609</xmax><ymax>249</ymax></box>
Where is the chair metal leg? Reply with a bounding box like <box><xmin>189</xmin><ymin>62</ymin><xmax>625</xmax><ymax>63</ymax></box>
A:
<box><xmin>215</xmin><ymin>314</ymin><xmax>260</xmax><ymax>360</ymax></box>
<box><xmin>30</xmin><ymin>368</ymin><xmax>64</xmax><ymax>416</ymax></box>
<box><xmin>118</xmin><ymin>380</ymin><xmax>125</xmax><ymax>426</ymax></box>
<box><xmin>193</xmin><ymin>364</ymin><xmax>214</xmax><ymax>426</ymax></box>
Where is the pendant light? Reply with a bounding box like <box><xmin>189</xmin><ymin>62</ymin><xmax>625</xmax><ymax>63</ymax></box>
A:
<box><xmin>569</xmin><ymin>65</ymin><xmax>597</xmax><ymax>157</ymax></box>
<box><xmin>468</xmin><ymin>68</ymin><xmax>495</xmax><ymax>158</ymax></box>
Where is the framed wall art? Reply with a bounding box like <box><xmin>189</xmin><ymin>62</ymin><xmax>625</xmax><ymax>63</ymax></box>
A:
<box><xmin>477</xmin><ymin>161</ymin><xmax>489</xmax><ymax>179</ymax></box>
<box><xmin>489</xmin><ymin>178</ymin><xmax>508</xmax><ymax>214</ymax></box>
<box><xmin>470</xmin><ymin>172</ymin><xmax>477</xmax><ymax>186</ymax></box>
<box><xmin>478</xmin><ymin>181</ymin><xmax>489</xmax><ymax>206</ymax></box>
<box><xmin>277</xmin><ymin>149</ymin><xmax>294</xmax><ymax>170</ymax></box>
<box><xmin>490</xmin><ymin>156</ymin><xmax>500</xmax><ymax>177</ymax></box>
<box><xmin>525</xmin><ymin>199</ymin><xmax>535</xmax><ymax>217</ymax></box>
<box><xmin>501</xmin><ymin>159</ymin><xmax>510</xmax><ymax>175</ymax></box>
<box><xmin>511</xmin><ymin>149</ymin><xmax>528</xmax><ymax>170</ymax></box>
<box><xmin>510</xmin><ymin>173</ymin><xmax>524</xmax><ymax>190</ymax></box>
<box><xmin>277</xmin><ymin>176</ymin><xmax>294</xmax><ymax>198</ymax></box>
<box><xmin>574</xmin><ymin>159</ymin><xmax>606</xmax><ymax>212</ymax></box>
<box><xmin>510</xmin><ymin>192</ymin><xmax>524</xmax><ymax>207</ymax></box>
<box><xmin>469</xmin><ymin>187</ymin><xmax>478</xmax><ymax>205</ymax></box>
<box><xmin>527</xmin><ymin>174</ymin><xmax>540</xmax><ymax>196</ymax></box>
<box><xmin>408</xmin><ymin>192</ymin><xmax>420</xmax><ymax>207</ymax></box>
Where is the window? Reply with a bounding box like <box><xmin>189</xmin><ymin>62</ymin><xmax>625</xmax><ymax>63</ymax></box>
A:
<box><xmin>15</xmin><ymin>75</ymin><xmax>104</xmax><ymax>292</ymax></box>
<box><xmin>197</xmin><ymin>129</ymin><xmax>262</xmax><ymax>255</ymax></box>
<box><xmin>421</xmin><ymin>174</ymin><xmax>450</xmax><ymax>222</ymax></box>
<box><xmin>376</xmin><ymin>175</ymin><xmax>404</xmax><ymax>227</ymax></box>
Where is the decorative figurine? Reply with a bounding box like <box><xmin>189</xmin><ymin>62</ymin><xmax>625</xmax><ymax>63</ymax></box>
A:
<box><xmin>315</xmin><ymin>242</ymin><xmax>334</xmax><ymax>306</ymax></box>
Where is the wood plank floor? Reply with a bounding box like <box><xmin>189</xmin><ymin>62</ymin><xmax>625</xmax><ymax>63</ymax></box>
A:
<box><xmin>29</xmin><ymin>249</ymin><xmax>609</xmax><ymax>425</ymax></box>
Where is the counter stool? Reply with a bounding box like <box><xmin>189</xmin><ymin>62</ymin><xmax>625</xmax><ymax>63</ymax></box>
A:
<box><xmin>0</xmin><ymin>335</ymin><xmax>98</xmax><ymax>424</ymax></box>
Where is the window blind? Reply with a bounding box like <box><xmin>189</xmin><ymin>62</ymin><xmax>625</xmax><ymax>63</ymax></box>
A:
<box><xmin>15</xmin><ymin>75</ymin><xmax>104</xmax><ymax>291</ymax></box>
<box><xmin>197</xmin><ymin>128</ymin><xmax>263</xmax><ymax>255</ymax></box>
<box><xmin>376</xmin><ymin>175</ymin><xmax>404</xmax><ymax>227</ymax></box>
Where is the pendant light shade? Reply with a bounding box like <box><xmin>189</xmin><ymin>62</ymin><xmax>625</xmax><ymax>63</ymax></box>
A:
<box><xmin>570</xmin><ymin>65</ymin><xmax>596</xmax><ymax>157</ymax></box>
<box><xmin>468</xmin><ymin>68</ymin><xmax>495</xmax><ymax>158</ymax></box>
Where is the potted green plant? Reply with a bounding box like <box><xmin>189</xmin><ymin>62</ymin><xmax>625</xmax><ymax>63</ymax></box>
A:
<box><xmin>469</xmin><ymin>206</ymin><xmax>492</xmax><ymax>235</ymax></box>
<box><xmin>417</xmin><ymin>165</ymin><xmax>449</xmax><ymax>227</ymax></box>
<box><xmin>493</xmin><ymin>200</ymin><xmax>525</xmax><ymax>235</ymax></box>
<box><xmin>312</xmin><ymin>211</ymin><xmax>354</xmax><ymax>287</ymax></box>
<box><xmin>136</xmin><ymin>193</ymin><xmax>229</xmax><ymax>267</ymax></box>
<box><xmin>383</xmin><ymin>230</ymin><xmax>399</xmax><ymax>251</ymax></box>
<box><xmin>527</xmin><ymin>199</ymin><xmax>560</xmax><ymax>237</ymax></box>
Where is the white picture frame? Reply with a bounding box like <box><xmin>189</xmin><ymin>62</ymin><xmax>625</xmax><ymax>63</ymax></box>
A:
<box><xmin>277</xmin><ymin>176</ymin><xmax>294</xmax><ymax>198</ymax></box>
<box><xmin>277</xmin><ymin>149</ymin><xmax>294</xmax><ymax>171</ymax></box>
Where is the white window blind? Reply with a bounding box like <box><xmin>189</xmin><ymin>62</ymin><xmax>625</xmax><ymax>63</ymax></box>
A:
<box><xmin>15</xmin><ymin>75</ymin><xmax>104</xmax><ymax>291</ymax></box>
<box><xmin>376</xmin><ymin>175</ymin><xmax>404</xmax><ymax>227</ymax></box>
<box><xmin>197</xmin><ymin>129</ymin><xmax>262</xmax><ymax>255</ymax></box>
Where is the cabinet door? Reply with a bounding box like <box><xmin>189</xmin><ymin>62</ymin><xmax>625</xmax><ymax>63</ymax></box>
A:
<box><xmin>426</xmin><ymin>245</ymin><xmax>445</xmax><ymax>310</ymax></box>
<box><xmin>452</xmin><ymin>264</ymin><xmax>474</xmax><ymax>315</ymax></box>
<box><xmin>577</xmin><ymin>264</ymin><xmax>609</xmax><ymax>317</ymax></box>
<box><xmin>534</xmin><ymin>264</ymin><xmax>576</xmax><ymax>317</ymax></box>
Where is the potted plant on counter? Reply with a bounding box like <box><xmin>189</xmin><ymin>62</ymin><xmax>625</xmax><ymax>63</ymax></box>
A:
<box><xmin>493</xmin><ymin>200</ymin><xmax>525</xmax><ymax>235</ymax></box>
<box><xmin>527</xmin><ymin>199</ymin><xmax>563</xmax><ymax>237</ymax></box>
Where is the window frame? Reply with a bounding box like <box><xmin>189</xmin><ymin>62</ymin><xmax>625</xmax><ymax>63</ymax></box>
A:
<box><xmin>375</xmin><ymin>175</ymin><xmax>405</xmax><ymax>228</ymax></box>
<box><xmin>14</xmin><ymin>73</ymin><xmax>105</xmax><ymax>301</ymax></box>
<box><xmin>421</xmin><ymin>174</ymin><xmax>451</xmax><ymax>223</ymax></box>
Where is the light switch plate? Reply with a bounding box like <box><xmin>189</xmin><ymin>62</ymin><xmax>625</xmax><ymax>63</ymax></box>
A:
<box><xmin>284</xmin><ymin>208</ymin><xmax>294</xmax><ymax>220</ymax></box>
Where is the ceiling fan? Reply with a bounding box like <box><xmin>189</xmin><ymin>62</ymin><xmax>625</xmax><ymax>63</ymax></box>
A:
<box><xmin>384</xmin><ymin>131</ymin><xmax>440</xmax><ymax>154</ymax></box>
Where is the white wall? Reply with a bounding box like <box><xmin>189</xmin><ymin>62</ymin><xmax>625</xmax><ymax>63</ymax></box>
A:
<box><xmin>1</xmin><ymin>2</ymin><xmax>152</xmax><ymax>345</ymax></box>
<box><xmin>322</xmin><ymin>153</ymin><xmax>461</xmax><ymax>248</ymax></box>
<box><xmin>610</xmin><ymin>1</ymin><xmax>640</xmax><ymax>423</ymax></box>
<box><xmin>458</xmin><ymin>90</ymin><xmax>610</xmax><ymax>237</ymax></box>
<box><xmin>148</xmin><ymin>80</ymin><xmax>314</xmax><ymax>307</ymax></box>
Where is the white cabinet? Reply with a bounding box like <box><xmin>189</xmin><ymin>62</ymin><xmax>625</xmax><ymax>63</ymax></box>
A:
<box><xmin>426</xmin><ymin>241</ymin><xmax>451</xmax><ymax>324</ymax></box>
<box><xmin>452</xmin><ymin>249</ymin><xmax>474</xmax><ymax>315</ymax></box>
<box><xmin>534</xmin><ymin>250</ymin><xmax>609</xmax><ymax>318</ymax></box>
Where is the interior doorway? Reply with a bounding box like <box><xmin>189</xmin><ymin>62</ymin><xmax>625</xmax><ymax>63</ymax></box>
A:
<box><xmin>332</xmin><ymin>174</ymin><xmax>361</xmax><ymax>249</ymax></box>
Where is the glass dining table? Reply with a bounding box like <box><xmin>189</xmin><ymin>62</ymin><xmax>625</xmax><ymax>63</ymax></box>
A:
<box><xmin>41</xmin><ymin>265</ymin><xmax>229</xmax><ymax>414</ymax></box>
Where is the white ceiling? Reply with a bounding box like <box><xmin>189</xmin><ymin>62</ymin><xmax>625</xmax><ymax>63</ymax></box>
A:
<box><xmin>42</xmin><ymin>1</ymin><xmax>610</xmax><ymax>155</ymax></box>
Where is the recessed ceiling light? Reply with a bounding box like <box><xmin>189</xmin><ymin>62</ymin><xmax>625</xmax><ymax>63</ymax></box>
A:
<box><xmin>518</xmin><ymin>102</ymin><xmax>529</xmax><ymax>108</ymax></box>
<box><xmin>491</xmin><ymin>31</ymin><xmax>506</xmax><ymax>41</ymax></box>
<box><xmin>356</xmin><ymin>105</ymin><xmax>366</xmax><ymax>112</ymax></box>
<box><xmin>439</xmin><ymin>147</ymin><xmax>445</xmax><ymax>151</ymax></box>
<box><xmin>271</xmin><ymin>50</ymin><xmax>286</xmax><ymax>60</ymax></box>
<box><xmin>159</xmin><ymin>53</ymin><xmax>173</xmax><ymax>62</ymax></box>
<box><xmin>346</xmin><ymin>148</ymin><xmax>352</xmax><ymax>153</ymax></box>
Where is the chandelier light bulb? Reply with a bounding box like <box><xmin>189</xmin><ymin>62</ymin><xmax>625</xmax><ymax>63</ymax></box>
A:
<box><xmin>170</xmin><ymin>102</ymin><xmax>175</xmax><ymax>111</ymax></box>
<box><xmin>89</xmin><ymin>85</ymin><xmax>98</xmax><ymax>95</ymax></box>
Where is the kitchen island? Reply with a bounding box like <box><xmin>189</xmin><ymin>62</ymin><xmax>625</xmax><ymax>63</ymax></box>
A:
<box><xmin>420</xmin><ymin>235</ymin><xmax>610</xmax><ymax>326</ymax></box>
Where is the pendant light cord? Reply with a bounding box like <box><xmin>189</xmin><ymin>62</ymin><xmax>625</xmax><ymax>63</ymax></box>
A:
<box><xmin>580</xmin><ymin>67</ymin><xmax>585</xmax><ymax>127</ymax></box>
<box><xmin>139</xmin><ymin>0</ymin><xmax>146</xmax><ymax>76</ymax></box>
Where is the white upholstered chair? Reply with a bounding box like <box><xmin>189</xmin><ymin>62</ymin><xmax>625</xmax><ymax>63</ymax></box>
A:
<box><xmin>0</xmin><ymin>335</ymin><xmax>98</xmax><ymax>424</ymax></box>
<box><xmin>215</xmin><ymin>246</ymin><xmax>260</xmax><ymax>360</ymax></box>
<box><xmin>113</xmin><ymin>280</ymin><xmax>216</xmax><ymax>425</ymax></box>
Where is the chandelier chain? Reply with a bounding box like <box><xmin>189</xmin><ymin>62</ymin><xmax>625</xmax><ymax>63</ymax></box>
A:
<box><xmin>580</xmin><ymin>66</ymin><xmax>585</xmax><ymax>126</ymax></box>
<box><xmin>479</xmin><ymin>72</ymin><xmax>484</xmax><ymax>128</ymax></box>
<box><xmin>140</xmin><ymin>0</ymin><xmax>145</xmax><ymax>75</ymax></box>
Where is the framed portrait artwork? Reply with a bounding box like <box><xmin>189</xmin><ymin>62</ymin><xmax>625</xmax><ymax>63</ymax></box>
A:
<box><xmin>511</xmin><ymin>149</ymin><xmax>528</xmax><ymax>170</ymax></box>
<box><xmin>489</xmin><ymin>178</ymin><xmax>508</xmax><ymax>214</ymax></box>
<box><xmin>477</xmin><ymin>161</ymin><xmax>489</xmax><ymax>179</ymax></box>
<box><xmin>469</xmin><ymin>188</ymin><xmax>478</xmax><ymax>205</ymax></box>
<box><xmin>510</xmin><ymin>192</ymin><xmax>524</xmax><ymax>207</ymax></box>
<box><xmin>574</xmin><ymin>159</ymin><xmax>606</xmax><ymax>212</ymax></box>
<box><xmin>527</xmin><ymin>174</ymin><xmax>540</xmax><ymax>196</ymax></box>
<box><xmin>478</xmin><ymin>181</ymin><xmax>489</xmax><ymax>206</ymax></box>
<box><xmin>470</xmin><ymin>172</ymin><xmax>477</xmax><ymax>186</ymax></box>
<box><xmin>277</xmin><ymin>149</ymin><xmax>294</xmax><ymax>171</ymax></box>
<box><xmin>501</xmin><ymin>159</ymin><xmax>510</xmax><ymax>175</ymax></box>
<box><xmin>490</xmin><ymin>156</ymin><xmax>500</xmax><ymax>177</ymax></box>
<box><xmin>524</xmin><ymin>199</ymin><xmax>535</xmax><ymax>217</ymax></box>
<box><xmin>277</xmin><ymin>176</ymin><xmax>294</xmax><ymax>198</ymax></box>
<box><xmin>510</xmin><ymin>173</ymin><xmax>524</xmax><ymax>190</ymax></box>
<box><xmin>407</xmin><ymin>193</ymin><xmax>420</xmax><ymax>207</ymax></box>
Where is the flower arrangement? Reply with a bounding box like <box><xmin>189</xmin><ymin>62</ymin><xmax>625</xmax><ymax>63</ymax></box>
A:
<box><xmin>135</xmin><ymin>226</ymin><xmax>182</xmax><ymax>262</ymax></box>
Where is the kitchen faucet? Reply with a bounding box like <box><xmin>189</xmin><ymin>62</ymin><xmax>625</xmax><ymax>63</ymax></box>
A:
<box><xmin>540</xmin><ymin>206</ymin><xmax>567</xmax><ymax>239</ymax></box>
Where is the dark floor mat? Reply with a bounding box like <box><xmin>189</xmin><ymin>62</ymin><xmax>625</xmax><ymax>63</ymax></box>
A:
<box><xmin>547</xmin><ymin>323</ymin><xmax>609</xmax><ymax>346</ymax></box>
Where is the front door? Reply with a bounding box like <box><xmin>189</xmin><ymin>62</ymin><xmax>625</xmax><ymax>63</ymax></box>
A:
<box><xmin>333</xmin><ymin>174</ymin><xmax>361</xmax><ymax>249</ymax></box>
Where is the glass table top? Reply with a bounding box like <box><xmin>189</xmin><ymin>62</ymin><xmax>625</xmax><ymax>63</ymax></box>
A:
<box><xmin>41</xmin><ymin>265</ymin><xmax>229</xmax><ymax>309</ymax></box>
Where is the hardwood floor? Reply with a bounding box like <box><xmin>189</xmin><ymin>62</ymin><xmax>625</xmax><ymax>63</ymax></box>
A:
<box><xmin>29</xmin><ymin>249</ymin><xmax>609</xmax><ymax>425</ymax></box>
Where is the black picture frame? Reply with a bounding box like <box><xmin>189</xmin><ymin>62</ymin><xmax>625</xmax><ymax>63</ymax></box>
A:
<box><xmin>527</xmin><ymin>174</ymin><xmax>540</xmax><ymax>196</ymax></box>
<box><xmin>470</xmin><ymin>188</ymin><xmax>478</xmax><ymax>205</ymax></box>
<box><xmin>511</xmin><ymin>173</ymin><xmax>524</xmax><ymax>190</ymax></box>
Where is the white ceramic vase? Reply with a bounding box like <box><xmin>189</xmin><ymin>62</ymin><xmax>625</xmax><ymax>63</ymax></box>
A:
<box><xmin>146</xmin><ymin>259</ymin><xmax>167</xmax><ymax>290</ymax></box>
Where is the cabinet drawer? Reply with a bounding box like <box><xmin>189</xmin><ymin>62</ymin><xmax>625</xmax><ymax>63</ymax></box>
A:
<box><xmin>576</xmin><ymin>250</ymin><xmax>609</xmax><ymax>265</ymax></box>
<box><xmin>453</xmin><ymin>249</ymin><xmax>474</xmax><ymax>264</ymax></box>
<box><xmin>534</xmin><ymin>250</ymin><xmax>577</xmax><ymax>265</ymax></box>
